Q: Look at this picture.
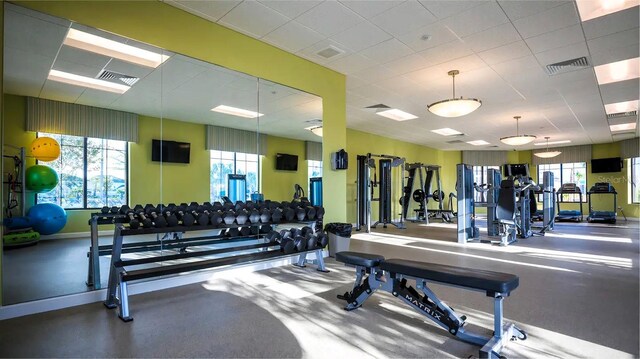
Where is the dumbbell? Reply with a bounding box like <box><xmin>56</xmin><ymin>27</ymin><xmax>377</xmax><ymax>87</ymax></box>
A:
<box><xmin>265</xmin><ymin>231</ymin><xmax>295</xmax><ymax>254</ymax></box>
<box><xmin>226</xmin><ymin>227</ymin><xmax>240</xmax><ymax>237</ymax></box>
<box><xmin>259</xmin><ymin>224</ymin><xmax>272</xmax><ymax>234</ymax></box>
<box><xmin>305</xmin><ymin>205</ymin><xmax>317</xmax><ymax>220</ymax></box>
<box><xmin>250</xmin><ymin>226</ymin><xmax>260</xmax><ymax>235</ymax></box>
<box><xmin>190</xmin><ymin>209</ymin><xmax>209</xmax><ymax>226</ymax></box>
<box><xmin>245</xmin><ymin>201</ymin><xmax>255</xmax><ymax>210</ymax></box>
<box><xmin>248</xmin><ymin>209</ymin><xmax>261</xmax><ymax>224</ymax></box>
<box><xmin>159</xmin><ymin>206</ymin><xmax>179</xmax><ymax>227</ymax></box>
<box><xmin>209</xmin><ymin>210</ymin><xmax>223</xmax><ymax>226</ymax></box>
<box><xmin>147</xmin><ymin>209</ymin><xmax>167</xmax><ymax>228</ymax></box>
<box><xmin>235</xmin><ymin>209</ymin><xmax>249</xmax><ymax>225</ymax></box>
<box><xmin>101</xmin><ymin>206</ymin><xmax>110</xmax><ymax>214</ymax></box>
<box><xmin>136</xmin><ymin>211</ymin><xmax>153</xmax><ymax>228</ymax></box>
<box><xmin>223</xmin><ymin>210</ymin><xmax>236</xmax><ymax>225</ymax></box>
<box><xmin>271</xmin><ymin>208</ymin><xmax>283</xmax><ymax>223</ymax></box>
<box><xmin>300</xmin><ymin>226</ymin><xmax>314</xmax><ymax>237</ymax></box>
<box><xmin>125</xmin><ymin>211</ymin><xmax>140</xmax><ymax>230</ymax></box>
<box><xmin>176</xmin><ymin>210</ymin><xmax>195</xmax><ymax>226</ymax></box>
<box><xmin>234</xmin><ymin>201</ymin><xmax>245</xmax><ymax>211</ymax></box>
<box><xmin>222</xmin><ymin>202</ymin><xmax>234</xmax><ymax>211</ymax></box>
<box><xmin>133</xmin><ymin>204</ymin><xmax>144</xmax><ymax>213</ymax></box>
<box><xmin>212</xmin><ymin>202</ymin><xmax>223</xmax><ymax>211</ymax></box>
<box><xmin>282</xmin><ymin>207</ymin><xmax>296</xmax><ymax>222</ymax></box>
<box><xmin>144</xmin><ymin>204</ymin><xmax>156</xmax><ymax>214</ymax></box>
<box><xmin>240</xmin><ymin>226</ymin><xmax>252</xmax><ymax>236</ymax></box>
<box><xmin>315</xmin><ymin>206</ymin><xmax>325</xmax><ymax>220</ymax></box>
<box><xmin>119</xmin><ymin>205</ymin><xmax>131</xmax><ymax>214</ymax></box>
<box><xmin>294</xmin><ymin>206</ymin><xmax>306</xmax><ymax>221</ymax></box>
<box><xmin>315</xmin><ymin>232</ymin><xmax>329</xmax><ymax>248</ymax></box>
<box><xmin>259</xmin><ymin>208</ymin><xmax>271</xmax><ymax>223</ymax></box>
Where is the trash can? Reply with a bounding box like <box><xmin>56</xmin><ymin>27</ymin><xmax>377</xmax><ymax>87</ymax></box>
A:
<box><xmin>325</xmin><ymin>222</ymin><xmax>353</xmax><ymax>257</ymax></box>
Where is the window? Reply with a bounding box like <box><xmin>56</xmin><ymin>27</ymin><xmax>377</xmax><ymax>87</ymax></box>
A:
<box><xmin>632</xmin><ymin>157</ymin><xmax>640</xmax><ymax>204</ymax></box>
<box><xmin>538</xmin><ymin>162</ymin><xmax>586</xmax><ymax>202</ymax></box>
<box><xmin>308</xmin><ymin>160</ymin><xmax>322</xmax><ymax>179</ymax></box>
<box><xmin>36</xmin><ymin>133</ymin><xmax>128</xmax><ymax>209</ymax></box>
<box><xmin>210</xmin><ymin>150</ymin><xmax>259</xmax><ymax>202</ymax></box>
<box><xmin>472</xmin><ymin>166</ymin><xmax>500</xmax><ymax>203</ymax></box>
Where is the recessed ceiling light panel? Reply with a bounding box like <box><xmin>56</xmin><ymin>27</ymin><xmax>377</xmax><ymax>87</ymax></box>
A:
<box><xmin>534</xmin><ymin>140</ymin><xmax>571</xmax><ymax>146</ymax></box>
<box><xmin>576</xmin><ymin>0</ymin><xmax>638</xmax><ymax>21</ymax></box>
<box><xmin>211</xmin><ymin>105</ymin><xmax>264</xmax><ymax>118</ymax></box>
<box><xmin>375</xmin><ymin>109</ymin><xmax>418</xmax><ymax>121</ymax></box>
<box><xmin>605</xmin><ymin>100</ymin><xmax>639</xmax><ymax>114</ymax></box>
<box><xmin>64</xmin><ymin>28</ymin><xmax>170</xmax><ymax>68</ymax></box>
<box><xmin>467</xmin><ymin>140</ymin><xmax>490</xmax><ymax>146</ymax></box>
<box><xmin>48</xmin><ymin>69</ymin><xmax>130</xmax><ymax>94</ymax></box>
<box><xmin>594</xmin><ymin>57</ymin><xmax>639</xmax><ymax>85</ymax></box>
<box><xmin>610</xmin><ymin>122</ymin><xmax>637</xmax><ymax>132</ymax></box>
<box><xmin>431</xmin><ymin>128</ymin><xmax>463</xmax><ymax>136</ymax></box>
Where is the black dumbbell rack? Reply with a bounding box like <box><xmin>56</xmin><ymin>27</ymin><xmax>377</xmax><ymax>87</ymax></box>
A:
<box><xmin>104</xmin><ymin>223</ymin><xmax>328</xmax><ymax>321</ymax></box>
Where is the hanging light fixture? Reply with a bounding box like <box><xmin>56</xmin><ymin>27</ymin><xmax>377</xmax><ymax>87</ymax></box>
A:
<box><xmin>427</xmin><ymin>70</ymin><xmax>482</xmax><ymax>117</ymax></box>
<box><xmin>534</xmin><ymin>137</ymin><xmax>562</xmax><ymax>158</ymax></box>
<box><xmin>500</xmin><ymin>116</ymin><xmax>536</xmax><ymax>146</ymax></box>
<box><xmin>305</xmin><ymin>125</ymin><xmax>323</xmax><ymax>137</ymax></box>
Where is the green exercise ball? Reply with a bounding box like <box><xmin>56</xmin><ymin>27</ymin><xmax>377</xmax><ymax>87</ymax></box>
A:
<box><xmin>25</xmin><ymin>165</ymin><xmax>59</xmax><ymax>193</ymax></box>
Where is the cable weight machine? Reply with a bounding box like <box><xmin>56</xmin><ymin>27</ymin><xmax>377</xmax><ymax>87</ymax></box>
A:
<box><xmin>356</xmin><ymin>153</ymin><xmax>406</xmax><ymax>232</ymax></box>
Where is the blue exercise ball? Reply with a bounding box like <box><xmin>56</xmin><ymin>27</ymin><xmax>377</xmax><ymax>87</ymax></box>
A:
<box><xmin>28</xmin><ymin>203</ymin><xmax>67</xmax><ymax>235</ymax></box>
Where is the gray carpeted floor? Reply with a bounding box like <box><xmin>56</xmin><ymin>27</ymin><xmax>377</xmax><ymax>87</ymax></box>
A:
<box><xmin>0</xmin><ymin>220</ymin><xmax>638</xmax><ymax>358</ymax></box>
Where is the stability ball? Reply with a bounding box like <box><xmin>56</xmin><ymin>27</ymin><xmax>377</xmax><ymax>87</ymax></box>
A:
<box><xmin>28</xmin><ymin>203</ymin><xmax>67</xmax><ymax>235</ymax></box>
<box><xmin>25</xmin><ymin>165</ymin><xmax>59</xmax><ymax>193</ymax></box>
<box><xmin>30</xmin><ymin>137</ymin><xmax>61</xmax><ymax>162</ymax></box>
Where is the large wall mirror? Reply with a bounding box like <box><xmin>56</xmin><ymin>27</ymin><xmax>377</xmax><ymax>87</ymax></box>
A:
<box><xmin>1</xmin><ymin>3</ymin><xmax>322</xmax><ymax>305</ymax></box>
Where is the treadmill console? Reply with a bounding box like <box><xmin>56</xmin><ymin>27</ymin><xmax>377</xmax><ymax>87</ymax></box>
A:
<box><xmin>592</xmin><ymin>182</ymin><xmax>615</xmax><ymax>193</ymax></box>
<box><xmin>559</xmin><ymin>183</ymin><xmax>580</xmax><ymax>193</ymax></box>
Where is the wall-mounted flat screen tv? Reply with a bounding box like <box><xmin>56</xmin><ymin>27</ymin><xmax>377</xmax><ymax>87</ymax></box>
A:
<box><xmin>276</xmin><ymin>153</ymin><xmax>298</xmax><ymax>171</ymax></box>
<box><xmin>591</xmin><ymin>157</ymin><xmax>622</xmax><ymax>173</ymax></box>
<box><xmin>152</xmin><ymin>139</ymin><xmax>191</xmax><ymax>164</ymax></box>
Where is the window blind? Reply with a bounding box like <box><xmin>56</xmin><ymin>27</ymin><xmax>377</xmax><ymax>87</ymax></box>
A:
<box><xmin>619</xmin><ymin>137</ymin><xmax>639</xmax><ymax>159</ymax></box>
<box><xmin>462</xmin><ymin>150</ymin><xmax>507</xmax><ymax>166</ymax></box>
<box><xmin>205</xmin><ymin>125</ymin><xmax>267</xmax><ymax>155</ymax></box>
<box><xmin>305</xmin><ymin>141</ymin><xmax>322</xmax><ymax>161</ymax></box>
<box><xmin>531</xmin><ymin>145</ymin><xmax>592</xmax><ymax>165</ymax></box>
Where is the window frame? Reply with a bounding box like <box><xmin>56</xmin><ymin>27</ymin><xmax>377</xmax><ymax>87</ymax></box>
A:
<box><xmin>35</xmin><ymin>133</ymin><xmax>129</xmax><ymax>210</ymax></box>
<box><xmin>472</xmin><ymin>165</ymin><xmax>500</xmax><ymax>203</ymax></box>
<box><xmin>210</xmin><ymin>150</ymin><xmax>260</xmax><ymax>202</ymax></box>
<box><xmin>632</xmin><ymin>157</ymin><xmax>640</xmax><ymax>204</ymax></box>
<box><xmin>537</xmin><ymin>162</ymin><xmax>587</xmax><ymax>203</ymax></box>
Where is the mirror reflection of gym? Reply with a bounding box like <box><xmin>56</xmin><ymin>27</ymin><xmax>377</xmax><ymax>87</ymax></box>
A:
<box><xmin>1</xmin><ymin>3</ymin><xmax>323</xmax><ymax>305</ymax></box>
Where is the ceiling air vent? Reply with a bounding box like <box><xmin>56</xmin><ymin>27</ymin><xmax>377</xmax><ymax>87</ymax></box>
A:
<box><xmin>607</xmin><ymin>111</ymin><xmax>637</xmax><ymax>119</ymax></box>
<box><xmin>97</xmin><ymin>69</ymin><xmax>140</xmax><ymax>86</ymax></box>
<box><xmin>446</xmin><ymin>139</ymin><xmax>464</xmax><ymax>144</ymax></box>
<box><xmin>365</xmin><ymin>104</ymin><xmax>390</xmax><ymax>109</ymax></box>
<box><xmin>545</xmin><ymin>56</ymin><xmax>589</xmax><ymax>75</ymax></box>
<box><xmin>316</xmin><ymin>45</ymin><xmax>344</xmax><ymax>59</ymax></box>
<box><xmin>305</xmin><ymin>119</ymin><xmax>322</xmax><ymax>125</ymax></box>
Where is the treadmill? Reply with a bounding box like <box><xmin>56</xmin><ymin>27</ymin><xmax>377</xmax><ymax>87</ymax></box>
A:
<box><xmin>555</xmin><ymin>183</ymin><xmax>583</xmax><ymax>222</ymax></box>
<box><xmin>587</xmin><ymin>182</ymin><xmax>617</xmax><ymax>224</ymax></box>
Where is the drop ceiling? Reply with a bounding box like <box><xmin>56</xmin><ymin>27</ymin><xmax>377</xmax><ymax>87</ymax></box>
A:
<box><xmin>166</xmin><ymin>0</ymin><xmax>639</xmax><ymax>151</ymax></box>
<box><xmin>2</xmin><ymin>3</ymin><xmax>323</xmax><ymax>142</ymax></box>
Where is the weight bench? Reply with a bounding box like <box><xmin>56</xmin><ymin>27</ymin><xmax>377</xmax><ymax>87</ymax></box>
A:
<box><xmin>336</xmin><ymin>251</ymin><xmax>526</xmax><ymax>359</ymax></box>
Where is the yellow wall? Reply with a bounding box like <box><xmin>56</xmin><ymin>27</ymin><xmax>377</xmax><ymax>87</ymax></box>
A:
<box><xmin>345</xmin><ymin>129</ymin><xmax>460</xmax><ymax>224</ymax></box>
<box><xmin>262</xmin><ymin>135</ymin><xmax>308</xmax><ymax>202</ymax></box>
<box><xmin>16</xmin><ymin>0</ymin><xmax>347</xmax><ymax>224</ymax></box>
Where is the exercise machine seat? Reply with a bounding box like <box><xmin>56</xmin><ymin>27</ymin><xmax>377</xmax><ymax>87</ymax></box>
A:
<box><xmin>336</xmin><ymin>251</ymin><xmax>385</xmax><ymax>268</ymax></box>
<box><xmin>496</xmin><ymin>179</ymin><xmax>516</xmax><ymax>224</ymax></box>
<box><xmin>381</xmin><ymin>259</ymin><xmax>519</xmax><ymax>294</ymax></box>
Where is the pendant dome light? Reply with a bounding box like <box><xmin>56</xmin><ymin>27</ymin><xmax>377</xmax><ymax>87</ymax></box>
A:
<box><xmin>427</xmin><ymin>70</ymin><xmax>482</xmax><ymax>118</ymax></box>
<box><xmin>534</xmin><ymin>137</ymin><xmax>562</xmax><ymax>158</ymax></box>
<box><xmin>500</xmin><ymin>116</ymin><xmax>536</xmax><ymax>146</ymax></box>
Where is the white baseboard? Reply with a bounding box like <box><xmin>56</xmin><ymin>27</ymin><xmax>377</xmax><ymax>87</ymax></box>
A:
<box><xmin>0</xmin><ymin>250</ymin><xmax>327</xmax><ymax>320</ymax></box>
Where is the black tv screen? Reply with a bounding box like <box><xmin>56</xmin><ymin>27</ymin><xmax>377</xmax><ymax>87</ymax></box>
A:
<box><xmin>152</xmin><ymin>139</ymin><xmax>190</xmax><ymax>164</ymax></box>
<box><xmin>275</xmin><ymin>153</ymin><xmax>298</xmax><ymax>171</ymax></box>
<box><xmin>503</xmin><ymin>163</ymin><xmax>529</xmax><ymax>177</ymax></box>
<box><xmin>591</xmin><ymin>157</ymin><xmax>622</xmax><ymax>173</ymax></box>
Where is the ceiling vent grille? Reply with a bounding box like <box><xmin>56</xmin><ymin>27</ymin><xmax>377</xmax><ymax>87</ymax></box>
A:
<box><xmin>97</xmin><ymin>69</ymin><xmax>139</xmax><ymax>86</ymax></box>
<box><xmin>446</xmin><ymin>139</ymin><xmax>464</xmax><ymax>144</ymax></box>
<box><xmin>316</xmin><ymin>45</ymin><xmax>344</xmax><ymax>59</ymax></box>
<box><xmin>365</xmin><ymin>104</ymin><xmax>391</xmax><ymax>109</ymax></box>
<box><xmin>304</xmin><ymin>119</ymin><xmax>322</xmax><ymax>125</ymax></box>
<box><xmin>545</xmin><ymin>56</ymin><xmax>589</xmax><ymax>75</ymax></box>
<box><xmin>607</xmin><ymin>111</ymin><xmax>637</xmax><ymax>119</ymax></box>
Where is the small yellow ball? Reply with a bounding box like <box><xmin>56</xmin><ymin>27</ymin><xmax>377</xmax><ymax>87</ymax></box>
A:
<box><xmin>30</xmin><ymin>137</ymin><xmax>61</xmax><ymax>162</ymax></box>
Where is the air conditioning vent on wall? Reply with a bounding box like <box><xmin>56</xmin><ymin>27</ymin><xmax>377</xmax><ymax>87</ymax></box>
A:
<box><xmin>545</xmin><ymin>56</ymin><xmax>589</xmax><ymax>75</ymax></box>
<box><xmin>97</xmin><ymin>69</ymin><xmax>140</xmax><ymax>86</ymax></box>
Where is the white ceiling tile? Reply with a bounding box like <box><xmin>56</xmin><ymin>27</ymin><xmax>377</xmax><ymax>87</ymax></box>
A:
<box><xmin>461</xmin><ymin>22</ymin><xmax>521</xmax><ymax>53</ymax></box>
<box><xmin>374</xmin><ymin>76</ymin><xmax>422</xmax><ymax>95</ymax></box>
<box><xmin>330</xmin><ymin>21</ymin><xmax>393</xmax><ymax>52</ymax></box>
<box><xmin>534</xmin><ymin>42</ymin><xmax>589</xmax><ymax>68</ymax></box>
<box><xmin>498</xmin><ymin>0</ymin><xmax>567</xmax><ymax>21</ymax></box>
<box><xmin>75</xmin><ymin>89</ymin><xmax>122</xmax><ymax>108</ymax></box>
<box><xmin>327</xmin><ymin>53</ymin><xmax>378</xmax><ymax>74</ymax></box>
<box><xmin>512</xmin><ymin>2</ymin><xmax>580</xmax><ymax>39</ymax></box>
<box><xmin>359</xmin><ymin>39</ymin><xmax>414</xmax><ymax>64</ymax></box>
<box><xmin>478</xmin><ymin>41</ymin><xmax>532</xmax><ymax>65</ymax></box>
<box><xmin>396</xmin><ymin>21</ymin><xmax>458</xmax><ymax>52</ymax></box>
<box><xmin>417</xmin><ymin>40</ymin><xmax>473</xmax><ymax>66</ymax></box>
<box><xmin>587</xmin><ymin>27</ymin><xmax>640</xmax><ymax>65</ymax></box>
<box><xmin>339</xmin><ymin>0</ymin><xmax>404</xmax><ymax>19</ymax></box>
<box><xmin>524</xmin><ymin>24</ymin><xmax>585</xmax><ymax>54</ymax></box>
<box><xmin>370</xmin><ymin>1</ymin><xmax>438</xmax><ymax>37</ymax></box>
<box><xmin>582</xmin><ymin>6</ymin><xmax>640</xmax><ymax>39</ymax></box>
<box><xmin>491</xmin><ymin>55</ymin><xmax>545</xmax><ymax>78</ymax></box>
<box><xmin>4</xmin><ymin>8</ymin><xmax>69</xmax><ymax>58</ymax></box>
<box><xmin>165</xmin><ymin>0</ymin><xmax>241</xmax><ymax>22</ymax></box>
<box><xmin>346</xmin><ymin>76</ymin><xmax>369</xmax><ymax>90</ymax></box>
<box><xmin>3</xmin><ymin>48</ymin><xmax>52</xmax><ymax>97</ymax></box>
<box><xmin>383</xmin><ymin>54</ymin><xmax>432</xmax><ymax>77</ymax></box>
<box><xmin>218</xmin><ymin>1</ymin><xmax>290</xmax><ymax>38</ymax></box>
<box><xmin>600</xmin><ymin>79</ymin><xmax>640</xmax><ymax>104</ymax></box>
<box><xmin>435</xmin><ymin>54</ymin><xmax>487</xmax><ymax>75</ymax></box>
<box><xmin>419</xmin><ymin>0</ymin><xmax>485</xmax><ymax>20</ymax></box>
<box><xmin>40</xmin><ymin>80</ymin><xmax>84</xmax><ymax>103</ymax></box>
<box><xmin>295</xmin><ymin>1</ymin><xmax>364</xmax><ymax>37</ymax></box>
<box><xmin>350</xmin><ymin>65</ymin><xmax>397</xmax><ymax>84</ymax></box>
<box><xmin>258</xmin><ymin>0</ymin><xmax>322</xmax><ymax>19</ymax></box>
<box><xmin>404</xmin><ymin>65</ymin><xmax>454</xmax><ymax>88</ymax></box>
<box><xmin>262</xmin><ymin>21</ymin><xmax>324</xmax><ymax>53</ymax></box>
<box><xmin>442</xmin><ymin>1</ymin><xmax>509</xmax><ymax>38</ymax></box>
<box><xmin>591</xmin><ymin>43</ymin><xmax>639</xmax><ymax>67</ymax></box>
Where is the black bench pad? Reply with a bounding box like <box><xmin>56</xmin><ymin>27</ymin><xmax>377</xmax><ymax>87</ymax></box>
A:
<box><xmin>336</xmin><ymin>251</ymin><xmax>385</xmax><ymax>268</ymax></box>
<box><xmin>381</xmin><ymin>259</ymin><xmax>519</xmax><ymax>294</ymax></box>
